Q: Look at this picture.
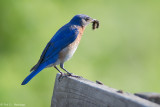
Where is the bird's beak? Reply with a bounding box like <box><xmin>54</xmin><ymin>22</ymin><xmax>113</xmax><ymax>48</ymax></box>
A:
<box><xmin>91</xmin><ymin>19</ymin><xmax>96</xmax><ymax>22</ymax></box>
<box><xmin>87</xmin><ymin>18</ymin><xmax>96</xmax><ymax>23</ymax></box>
<box><xmin>84</xmin><ymin>17</ymin><xmax>99</xmax><ymax>30</ymax></box>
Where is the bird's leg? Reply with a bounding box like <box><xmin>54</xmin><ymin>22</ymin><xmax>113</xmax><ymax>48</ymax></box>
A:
<box><xmin>54</xmin><ymin>66</ymin><xmax>66</xmax><ymax>80</ymax></box>
<box><xmin>60</xmin><ymin>63</ymin><xmax>81</xmax><ymax>78</ymax></box>
<box><xmin>60</xmin><ymin>63</ymin><xmax>72</xmax><ymax>76</ymax></box>
<box><xmin>54</xmin><ymin>65</ymin><xmax>63</xmax><ymax>74</ymax></box>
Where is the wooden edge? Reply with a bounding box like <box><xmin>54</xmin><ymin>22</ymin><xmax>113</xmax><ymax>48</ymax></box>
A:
<box><xmin>51</xmin><ymin>73</ymin><xmax>160</xmax><ymax>107</ymax></box>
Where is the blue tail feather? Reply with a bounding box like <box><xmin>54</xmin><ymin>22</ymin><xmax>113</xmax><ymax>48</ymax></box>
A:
<box><xmin>21</xmin><ymin>64</ymin><xmax>46</xmax><ymax>85</ymax></box>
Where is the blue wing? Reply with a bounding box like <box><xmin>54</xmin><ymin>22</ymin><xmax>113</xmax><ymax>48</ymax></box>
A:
<box><xmin>22</xmin><ymin>24</ymin><xmax>79</xmax><ymax>85</ymax></box>
<box><xmin>31</xmin><ymin>24</ymin><xmax>79</xmax><ymax>71</ymax></box>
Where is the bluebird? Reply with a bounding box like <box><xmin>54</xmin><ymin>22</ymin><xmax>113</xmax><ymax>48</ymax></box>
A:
<box><xmin>21</xmin><ymin>14</ymin><xmax>99</xmax><ymax>85</ymax></box>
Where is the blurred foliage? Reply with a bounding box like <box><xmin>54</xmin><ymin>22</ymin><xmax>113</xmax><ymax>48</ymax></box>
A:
<box><xmin>0</xmin><ymin>0</ymin><xmax>160</xmax><ymax>107</ymax></box>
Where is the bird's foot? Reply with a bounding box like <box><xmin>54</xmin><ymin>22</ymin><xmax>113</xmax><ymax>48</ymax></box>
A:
<box><xmin>58</xmin><ymin>72</ymin><xmax>68</xmax><ymax>81</ymax></box>
<box><xmin>67</xmin><ymin>73</ymin><xmax>82</xmax><ymax>78</ymax></box>
<box><xmin>58</xmin><ymin>72</ymin><xmax>82</xmax><ymax>81</ymax></box>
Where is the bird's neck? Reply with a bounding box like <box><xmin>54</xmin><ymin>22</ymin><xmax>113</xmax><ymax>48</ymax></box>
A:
<box><xmin>78</xmin><ymin>26</ymin><xmax>85</xmax><ymax>35</ymax></box>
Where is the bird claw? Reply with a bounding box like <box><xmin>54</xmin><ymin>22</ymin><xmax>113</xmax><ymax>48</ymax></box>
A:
<box><xmin>67</xmin><ymin>73</ymin><xmax>82</xmax><ymax>79</ymax></box>
<box><xmin>58</xmin><ymin>73</ymin><xmax>82</xmax><ymax>81</ymax></box>
<box><xmin>69</xmin><ymin>74</ymin><xmax>82</xmax><ymax>78</ymax></box>
<box><xmin>58</xmin><ymin>73</ymin><xmax>67</xmax><ymax>81</ymax></box>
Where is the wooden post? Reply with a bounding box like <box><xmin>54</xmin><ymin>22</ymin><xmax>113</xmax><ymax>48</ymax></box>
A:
<box><xmin>51</xmin><ymin>73</ymin><xmax>160</xmax><ymax>107</ymax></box>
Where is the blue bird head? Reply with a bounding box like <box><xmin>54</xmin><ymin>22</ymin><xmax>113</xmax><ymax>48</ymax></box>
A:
<box><xmin>69</xmin><ymin>14</ymin><xmax>96</xmax><ymax>27</ymax></box>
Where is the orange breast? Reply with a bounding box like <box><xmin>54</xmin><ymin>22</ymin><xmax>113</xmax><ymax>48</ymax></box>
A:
<box><xmin>58</xmin><ymin>26</ymin><xmax>85</xmax><ymax>63</ymax></box>
<box><xmin>69</xmin><ymin>26</ymin><xmax>85</xmax><ymax>48</ymax></box>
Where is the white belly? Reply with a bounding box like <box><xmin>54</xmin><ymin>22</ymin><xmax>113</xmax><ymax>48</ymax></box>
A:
<box><xmin>52</xmin><ymin>43</ymin><xmax>78</xmax><ymax>65</ymax></box>
<box><xmin>60</xmin><ymin>44</ymin><xmax>78</xmax><ymax>62</ymax></box>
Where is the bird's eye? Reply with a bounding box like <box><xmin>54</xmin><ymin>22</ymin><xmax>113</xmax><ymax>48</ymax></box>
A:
<box><xmin>85</xmin><ymin>17</ymin><xmax>90</xmax><ymax>21</ymax></box>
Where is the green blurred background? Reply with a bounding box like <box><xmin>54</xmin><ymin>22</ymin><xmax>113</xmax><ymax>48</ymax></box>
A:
<box><xmin>0</xmin><ymin>0</ymin><xmax>160</xmax><ymax>106</ymax></box>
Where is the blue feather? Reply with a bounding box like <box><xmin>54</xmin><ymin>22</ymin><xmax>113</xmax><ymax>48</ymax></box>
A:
<box><xmin>22</xmin><ymin>23</ymin><xmax>79</xmax><ymax>85</ymax></box>
<box><xmin>21</xmin><ymin>63</ymin><xmax>46</xmax><ymax>85</ymax></box>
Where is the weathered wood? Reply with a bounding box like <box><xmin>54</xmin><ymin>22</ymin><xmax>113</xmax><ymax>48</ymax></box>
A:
<box><xmin>135</xmin><ymin>93</ymin><xmax>160</xmax><ymax>105</ymax></box>
<box><xmin>51</xmin><ymin>73</ymin><xmax>160</xmax><ymax>107</ymax></box>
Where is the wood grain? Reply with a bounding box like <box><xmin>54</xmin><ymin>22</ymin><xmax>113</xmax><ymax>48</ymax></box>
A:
<box><xmin>51</xmin><ymin>73</ymin><xmax>160</xmax><ymax>107</ymax></box>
